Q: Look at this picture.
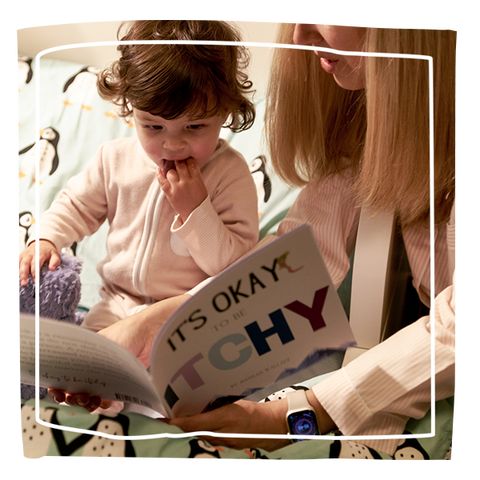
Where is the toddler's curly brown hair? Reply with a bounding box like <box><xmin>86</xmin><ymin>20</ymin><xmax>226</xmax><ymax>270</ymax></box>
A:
<box><xmin>98</xmin><ymin>20</ymin><xmax>255</xmax><ymax>132</ymax></box>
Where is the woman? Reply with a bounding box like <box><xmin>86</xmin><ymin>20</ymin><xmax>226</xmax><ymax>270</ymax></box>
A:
<box><xmin>52</xmin><ymin>23</ymin><xmax>455</xmax><ymax>457</ymax></box>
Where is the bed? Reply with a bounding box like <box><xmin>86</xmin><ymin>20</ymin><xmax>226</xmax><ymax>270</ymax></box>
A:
<box><xmin>18</xmin><ymin>54</ymin><xmax>453</xmax><ymax>460</ymax></box>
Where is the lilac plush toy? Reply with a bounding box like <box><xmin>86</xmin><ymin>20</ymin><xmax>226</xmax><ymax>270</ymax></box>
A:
<box><xmin>19</xmin><ymin>253</ymin><xmax>85</xmax><ymax>399</ymax></box>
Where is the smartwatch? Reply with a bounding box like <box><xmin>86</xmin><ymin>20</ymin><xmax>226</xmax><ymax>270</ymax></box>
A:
<box><xmin>286</xmin><ymin>390</ymin><xmax>320</xmax><ymax>441</ymax></box>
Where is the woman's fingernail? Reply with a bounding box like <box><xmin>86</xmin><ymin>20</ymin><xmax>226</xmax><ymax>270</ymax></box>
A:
<box><xmin>89</xmin><ymin>396</ymin><xmax>101</xmax><ymax>410</ymax></box>
<box><xmin>76</xmin><ymin>395</ymin><xmax>89</xmax><ymax>406</ymax></box>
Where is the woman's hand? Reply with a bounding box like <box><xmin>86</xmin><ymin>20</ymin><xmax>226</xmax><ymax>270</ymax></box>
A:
<box><xmin>167</xmin><ymin>391</ymin><xmax>337</xmax><ymax>451</ymax></box>
<box><xmin>167</xmin><ymin>398</ymin><xmax>291</xmax><ymax>451</ymax></box>
<box><xmin>47</xmin><ymin>295</ymin><xmax>189</xmax><ymax>412</ymax></box>
<box><xmin>97</xmin><ymin>314</ymin><xmax>154</xmax><ymax>368</ymax></box>
<box><xmin>98</xmin><ymin>294</ymin><xmax>189</xmax><ymax>367</ymax></box>
<box><xmin>48</xmin><ymin>389</ymin><xmax>114</xmax><ymax>413</ymax></box>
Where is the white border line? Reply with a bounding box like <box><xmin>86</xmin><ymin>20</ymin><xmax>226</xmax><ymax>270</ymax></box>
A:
<box><xmin>33</xmin><ymin>39</ymin><xmax>436</xmax><ymax>443</ymax></box>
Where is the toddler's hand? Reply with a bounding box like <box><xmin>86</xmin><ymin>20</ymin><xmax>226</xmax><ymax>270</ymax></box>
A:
<box><xmin>156</xmin><ymin>158</ymin><xmax>208</xmax><ymax>223</ymax></box>
<box><xmin>19</xmin><ymin>239</ymin><xmax>61</xmax><ymax>286</ymax></box>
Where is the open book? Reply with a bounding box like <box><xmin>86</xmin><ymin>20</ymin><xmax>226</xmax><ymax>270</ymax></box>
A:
<box><xmin>20</xmin><ymin>224</ymin><xmax>356</xmax><ymax>418</ymax></box>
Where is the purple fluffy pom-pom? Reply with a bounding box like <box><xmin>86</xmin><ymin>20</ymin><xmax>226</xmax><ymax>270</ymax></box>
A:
<box><xmin>20</xmin><ymin>253</ymin><xmax>84</xmax><ymax>400</ymax></box>
<box><xmin>19</xmin><ymin>253</ymin><xmax>83</xmax><ymax>323</ymax></box>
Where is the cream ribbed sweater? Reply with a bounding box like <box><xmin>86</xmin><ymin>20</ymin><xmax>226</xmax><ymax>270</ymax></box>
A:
<box><xmin>276</xmin><ymin>172</ymin><xmax>454</xmax><ymax>455</ymax></box>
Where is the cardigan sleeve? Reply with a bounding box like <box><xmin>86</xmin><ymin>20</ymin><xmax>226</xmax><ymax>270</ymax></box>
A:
<box><xmin>33</xmin><ymin>145</ymin><xmax>109</xmax><ymax>252</ymax></box>
<box><xmin>308</xmin><ymin>195</ymin><xmax>455</xmax><ymax>456</ymax></box>
<box><xmin>312</xmin><ymin>273</ymin><xmax>455</xmax><ymax>456</ymax></box>
<box><xmin>169</xmin><ymin>150</ymin><xmax>259</xmax><ymax>277</ymax></box>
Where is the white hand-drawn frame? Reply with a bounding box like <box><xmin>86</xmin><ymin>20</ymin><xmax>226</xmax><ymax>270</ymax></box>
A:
<box><xmin>35</xmin><ymin>40</ymin><xmax>435</xmax><ymax>441</ymax></box>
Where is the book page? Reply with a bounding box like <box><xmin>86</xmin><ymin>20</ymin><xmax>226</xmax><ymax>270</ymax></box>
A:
<box><xmin>20</xmin><ymin>314</ymin><xmax>165</xmax><ymax>414</ymax></box>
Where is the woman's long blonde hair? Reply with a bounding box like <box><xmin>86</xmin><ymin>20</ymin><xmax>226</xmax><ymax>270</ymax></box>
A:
<box><xmin>266</xmin><ymin>24</ymin><xmax>455</xmax><ymax>227</ymax></box>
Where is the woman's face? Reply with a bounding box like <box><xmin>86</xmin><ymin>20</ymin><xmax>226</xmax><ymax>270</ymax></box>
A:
<box><xmin>293</xmin><ymin>24</ymin><xmax>367</xmax><ymax>90</ymax></box>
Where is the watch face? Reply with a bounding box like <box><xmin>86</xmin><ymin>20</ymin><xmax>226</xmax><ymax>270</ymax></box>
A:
<box><xmin>287</xmin><ymin>410</ymin><xmax>319</xmax><ymax>440</ymax></box>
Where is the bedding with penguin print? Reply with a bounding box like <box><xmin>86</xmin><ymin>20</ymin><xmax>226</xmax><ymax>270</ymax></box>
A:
<box><xmin>15</xmin><ymin>127</ymin><xmax>60</xmax><ymax>182</ymax></box>
<box><xmin>18</xmin><ymin>56</ymin><xmax>33</xmax><ymax>87</ymax></box>
<box><xmin>19</xmin><ymin>211</ymin><xmax>34</xmax><ymax>252</ymax></box>
<box><xmin>63</xmin><ymin>66</ymin><xmax>102</xmax><ymax>110</ymax></box>
<box><xmin>249</xmin><ymin>155</ymin><xmax>271</xmax><ymax>205</ymax></box>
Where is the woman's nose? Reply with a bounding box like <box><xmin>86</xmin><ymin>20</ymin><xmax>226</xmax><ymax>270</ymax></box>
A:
<box><xmin>293</xmin><ymin>24</ymin><xmax>322</xmax><ymax>46</ymax></box>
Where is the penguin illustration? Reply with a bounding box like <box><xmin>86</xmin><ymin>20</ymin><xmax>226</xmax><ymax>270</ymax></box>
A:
<box><xmin>329</xmin><ymin>439</ymin><xmax>382</xmax><ymax>459</ymax></box>
<box><xmin>18</xmin><ymin>56</ymin><xmax>33</xmax><ymax>86</ymax></box>
<box><xmin>48</xmin><ymin>411</ymin><xmax>135</xmax><ymax>457</ymax></box>
<box><xmin>249</xmin><ymin>155</ymin><xmax>271</xmax><ymax>204</ymax></box>
<box><xmin>188</xmin><ymin>439</ymin><xmax>224</xmax><ymax>458</ymax></box>
<box><xmin>63</xmin><ymin>66</ymin><xmax>101</xmax><ymax>109</ymax></box>
<box><xmin>244</xmin><ymin>448</ymin><xmax>269</xmax><ymax>459</ymax></box>
<box><xmin>19</xmin><ymin>127</ymin><xmax>60</xmax><ymax>181</ymax></box>
<box><xmin>81</xmin><ymin>417</ymin><xmax>136</xmax><ymax>457</ymax></box>
<box><xmin>21</xmin><ymin>404</ymin><xmax>56</xmax><ymax>458</ymax></box>
<box><xmin>393</xmin><ymin>435</ymin><xmax>430</xmax><ymax>460</ymax></box>
<box><xmin>19</xmin><ymin>211</ymin><xmax>35</xmax><ymax>252</ymax></box>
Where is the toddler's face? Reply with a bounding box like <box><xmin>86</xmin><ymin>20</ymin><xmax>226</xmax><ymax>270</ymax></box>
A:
<box><xmin>133</xmin><ymin>108</ymin><xmax>227</xmax><ymax>175</ymax></box>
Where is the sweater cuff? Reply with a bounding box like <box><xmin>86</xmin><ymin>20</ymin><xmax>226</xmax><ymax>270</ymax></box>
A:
<box><xmin>312</xmin><ymin>369</ymin><xmax>406</xmax><ymax>456</ymax></box>
<box><xmin>312</xmin><ymin>368</ymin><xmax>372</xmax><ymax>434</ymax></box>
<box><xmin>170</xmin><ymin>196</ymin><xmax>213</xmax><ymax>234</ymax></box>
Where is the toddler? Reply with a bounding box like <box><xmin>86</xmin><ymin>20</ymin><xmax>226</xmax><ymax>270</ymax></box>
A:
<box><xmin>19</xmin><ymin>20</ymin><xmax>259</xmax><ymax>332</ymax></box>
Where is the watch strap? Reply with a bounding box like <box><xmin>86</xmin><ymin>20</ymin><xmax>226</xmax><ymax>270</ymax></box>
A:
<box><xmin>287</xmin><ymin>389</ymin><xmax>311</xmax><ymax>413</ymax></box>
